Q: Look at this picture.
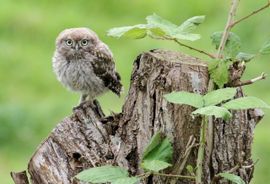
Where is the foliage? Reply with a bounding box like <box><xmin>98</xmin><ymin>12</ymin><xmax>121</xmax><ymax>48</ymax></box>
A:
<box><xmin>108</xmin><ymin>14</ymin><xmax>205</xmax><ymax>41</ymax></box>
<box><xmin>259</xmin><ymin>39</ymin><xmax>270</xmax><ymax>55</ymax></box>
<box><xmin>211</xmin><ymin>31</ymin><xmax>241</xmax><ymax>58</ymax></box>
<box><xmin>209</xmin><ymin>31</ymin><xmax>270</xmax><ymax>87</ymax></box>
<box><xmin>141</xmin><ymin>131</ymin><xmax>173</xmax><ymax>172</ymax></box>
<box><xmin>208</xmin><ymin>60</ymin><xmax>230</xmax><ymax>88</ymax></box>
<box><xmin>75</xmin><ymin>131</ymin><xmax>174</xmax><ymax>183</ymax></box>
<box><xmin>235</xmin><ymin>52</ymin><xmax>255</xmax><ymax>62</ymax></box>
<box><xmin>192</xmin><ymin>106</ymin><xmax>232</xmax><ymax>120</ymax></box>
<box><xmin>141</xmin><ymin>160</ymin><xmax>171</xmax><ymax>172</ymax></box>
<box><xmin>218</xmin><ymin>173</ymin><xmax>245</xmax><ymax>184</ymax></box>
<box><xmin>222</xmin><ymin>96</ymin><xmax>270</xmax><ymax>110</ymax></box>
<box><xmin>165</xmin><ymin>87</ymin><xmax>270</xmax><ymax>120</ymax></box>
<box><xmin>75</xmin><ymin>165</ymin><xmax>139</xmax><ymax>184</ymax></box>
<box><xmin>186</xmin><ymin>165</ymin><xmax>195</xmax><ymax>175</ymax></box>
<box><xmin>164</xmin><ymin>91</ymin><xmax>204</xmax><ymax>108</ymax></box>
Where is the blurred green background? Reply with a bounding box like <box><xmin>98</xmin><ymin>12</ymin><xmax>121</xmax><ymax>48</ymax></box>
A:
<box><xmin>0</xmin><ymin>0</ymin><xmax>269</xmax><ymax>183</ymax></box>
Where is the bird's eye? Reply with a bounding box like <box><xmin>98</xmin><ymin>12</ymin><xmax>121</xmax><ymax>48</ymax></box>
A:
<box><xmin>81</xmin><ymin>39</ymin><xmax>89</xmax><ymax>46</ymax></box>
<box><xmin>65</xmin><ymin>39</ymin><xmax>73</xmax><ymax>46</ymax></box>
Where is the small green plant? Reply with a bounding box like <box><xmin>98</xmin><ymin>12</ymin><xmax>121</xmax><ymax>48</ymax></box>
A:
<box><xmin>209</xmin><ymin>31</ymin><xmax>270</xmax><ymax>88</ymax></box>
<box><xmin>75</xmin><ymin>131</ymin><xmax>194</xmax><ymax>183</ymax></box>
<box><xmin>164</xmin><ymin>87</ymin><xmax>270</xmax><ymax>121</ymax></box>
<box><xmin>108</xmin><ymin>14</ymin><xmax>205</xmax><ymax>42</ymax></box>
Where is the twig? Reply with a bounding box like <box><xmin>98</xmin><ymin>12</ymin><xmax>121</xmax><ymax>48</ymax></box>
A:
<box><xmin>242</xmin><ymin>159</ymin><xmax>259</xmax><ymax>169</ymax></box>
<box><xmin>211</xmin><ymin>160</ymin><xmax>259</xmax><ymax>183</ymax></box>
<box><xmin>231</xmin><ymin>1</ymin><xmax>270</xmax><ymax>27</ymax></box>
<box><xmin>232</xmin><ymin>72</ymin><xmax>267</xmax><ymax>87</ymax></box>
<box><xmin>217</xmin><ymin>0</ymin><xmax>240</xmax><ymax>58</ymax></box>
<box><xmin>149</xmin><ymin>34</ymin><xmax>215</xmax><ymax>59</ymax></box>
<box><xmin>170</xmin><ymin>136</ymin><xmax>196</xmax><ymax>184</ymax></box>
<box><xmin>195</xmin><ymin>117</ymin><xmax>207</xmax><ymax>184</ymax></box>
<box><xmin>153</xmin><ymin>172</ymin><xmax>195</xmax><ymax>180</ymax></box>
<box><xmin>210</xmin><ymin>165</ymin><xmax>240</xmax><ymax>184</ymax></box>
<box><xmin>137</xmin><ymin>172</ymin><xmax>152</xmax><ymax>179</ymax></box>
<box><xmin>173</xmin><ymin>39</ymin><xmax>215</xmax><ymax>59</ymax></box>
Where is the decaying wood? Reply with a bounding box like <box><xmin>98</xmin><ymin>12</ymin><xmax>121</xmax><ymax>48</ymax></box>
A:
<box><xmin>10</xmin><ymin>171</ymin><xmax>29</xmax><ymax>184</ymax></box>
<box><xmin>11</xmin><ymin>50</ymin><xmax>262</xmax><ymax>184</ymax></box>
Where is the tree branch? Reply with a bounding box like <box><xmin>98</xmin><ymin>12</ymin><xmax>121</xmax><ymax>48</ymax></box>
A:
<box><xmin>231</xmin><ymin>1</ymin><xmax>270</xmax><ymax>27</ymax></box>
<box><xmin>216</xmin><ymin>0</ymin><xmax>240</xmax><ymax>58</ymax></box>
<box><xmin>232</xmin><ymin>73</ymin><xmax>267</xmax><ymax>87</ymax></box>
<box><xmin>170</xmin><ymin>136</ymin><xmax>196</xmax><ymax>184</ymax></box>
<box><xmin>149</xmin><ymin>35</ymin><xmax>216</xmax><ymax>59</ymax></box>
<box><xmin>153</xmin><ymin>172</ymin><xmax>195</xmax><ymax>180</ymax></box>
<box><xmin>173</xmin><ymin>39</ymin><xmax>215</xmax><ymax>59</ymax></box>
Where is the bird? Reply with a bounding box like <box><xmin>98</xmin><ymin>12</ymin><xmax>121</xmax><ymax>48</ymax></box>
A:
<box><xmin>52</xmin><ymin>27</ymin><xmax>122</xmax><ymax>106</ymax></box>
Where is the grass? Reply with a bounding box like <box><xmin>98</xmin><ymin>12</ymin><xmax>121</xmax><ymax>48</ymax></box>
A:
<box><xmin>0</xmin><ymin>0</ymin><xmax>269</xmax><ymax>183</ymax></box>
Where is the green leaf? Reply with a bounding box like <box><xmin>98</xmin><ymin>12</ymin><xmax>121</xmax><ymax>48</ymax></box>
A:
<box><xmin>75</xmin><ymin>165</ymin><xmax>128</xmax><ymax>183</ymax></box>
<box><xmin>223</xmin><ymin>96</ymin><xmax>270</xmax><ymax>110</ymax></box>
<box><xmin>164</xmin><ymin>91</ymin><xmax>204</xmax><ymax>108</ymax></box>
<box><xmin>148</xmin><ymin>27</ymin><xmax>166</xmax><ymax>37</ymax></box>
<box><xmin>236</xmin><ymin>52</ymin><xmax>255</xmax><ymax>62</ymax></box>
<box><xmin>203</xmin><ymin>88</ymin><xmax>236</xmax><ymax>106</ymax></box>
<box><xmin>143</xmin><ymin>137</ymin><xmax>173</xmax><ymax>162</ymax></box>
<box><xmin>172</xmin><ymin>33</ymin><xmax>201</xmax><ymax>41</ymax></box>
<box><xmin>186</xmin><ymin>165</ymin><xmax>194</xmax><ymax>175</ymax></box>
<box><xmin>208</xmin><ymin>60</ymin><xmax>230</xmax><ymax>88</ymax></box>
<box><xmin>192</xmin><ymin>106</ymin><xmax>232</xmax><ymax>120</ymax></box>
<box><xmin>218</xmin><ymin>173</ymin><xmax>245</xmax><ymax>184</ymax></box>
<box><xmin>146</xmin><ymin>13</ymin><xmax>177</xmax><ymax>34</ymax></box>
<box><xmin>259</xmin><ymin>39</ymin><xmax>270</xmax><ymax>55</ymax></box>
<box><xmin>146</xmin><ymin>14</ymin><xmax>203</xmax><ymax>41</ymax></box>
<box><xmin>108</xmin><ymin>14</ymin><xmax>204</xmax><ymax>42</ymax></box>
<box><xmin>111</xmin><ymin>177</ymin><xmax>140</xmax><ymax>184</ymax></box>
<box><xmin>211</xmin><ymin>32</ymin><xmax>241</xmax><ymax>57</ymax></box>
<box><xmin>141</xmin><ymin>160</ymin><xmax>172</xmax><ymax>172</ymax></box>
<box><xmin>107</xmin><ymin>24</ymin><xmax>147</xmax><ymax>39</ymax></box>
<box><xmin>141</xmin><ymin>132</ymin><xmax>173</xmax><ymax>172</ymax></box>
<box><xmin>177</xmin><ymin>16</ymin><xmax>205</xmax><ymax>33</ymax></box>
<box><xmin>142</xmin><ymin>131</ymin><xmax>163</xmax><ymax>159</ymax></box>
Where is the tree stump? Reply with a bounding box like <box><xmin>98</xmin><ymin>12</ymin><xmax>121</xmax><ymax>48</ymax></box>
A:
<box><xmin>11</xmin><ymin>49</ymin><xmax>262</xmax><ymax>184</ymax></box>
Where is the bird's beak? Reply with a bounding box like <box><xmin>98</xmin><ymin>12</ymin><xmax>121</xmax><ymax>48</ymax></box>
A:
<box><xmin>75</xmin><ymin>43</ymin><xmax>79</xmax><ymax>51</ymax></box>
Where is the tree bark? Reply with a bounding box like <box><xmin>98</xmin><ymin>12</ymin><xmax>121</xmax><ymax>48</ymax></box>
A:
<box><xmin>11</xmin><ymin>49</ymin><xmax>262</xmax><ymax>184</ymax></box>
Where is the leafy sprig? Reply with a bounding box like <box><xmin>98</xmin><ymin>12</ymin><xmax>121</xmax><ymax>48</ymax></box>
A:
<box><xmin>164</xmin><ymin>87</ymin><xmax>270</xmax><ymax>120</ymax></box>
<box><xmin>108</xmin><ymin>14</ymin><xmax>215</xmax><ymax>58</ymax></box>
<box><xmin>209</xmin><ymin>32</ymin><xmax>270</xmax><ymax>88</ymax></box>
<box><xmin>108</xmin><ymin>13</ymin><xmax>205</xmax><ymax>41</ymax></box>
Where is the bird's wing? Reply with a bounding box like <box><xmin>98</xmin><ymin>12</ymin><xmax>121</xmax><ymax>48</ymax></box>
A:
<box><xmin>91</xmin><ymin>42</ymin><xmax>122</xmax><ymax>96</ymax></box>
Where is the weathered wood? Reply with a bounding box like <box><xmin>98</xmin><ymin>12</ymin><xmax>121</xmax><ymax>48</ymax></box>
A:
<box><xmin>12</xmin><ymin>50</ymin><xmax>262</xmax><ymax>184</ymax></box>
<box><xmin>11</xmin><ymin>171</ymin><xmax>29</xmax><ymax>184</ymax></box>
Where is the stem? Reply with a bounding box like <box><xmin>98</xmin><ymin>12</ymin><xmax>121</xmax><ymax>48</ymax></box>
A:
<box><xmin>153</xmin><ymin>172</ymin><xmax>195</xmax><ymax>180</ymax></box>
<box><xmin>137</xmin><ymin>172</ymin><xmax>151</xmax><ymax>179</ymax></box>
<box><xmin>170</xmin><ymin>136</ymin><xmax>196</xmax><ymax>184</ymax></box>
<box><xmin>216</xmin><ymin>0</ymin><xmax>240</xmax><ymax>58</ymax></box>
<box><xmin>195</xmin><ymin>117</ymin><xmax>208</xmax><ymax>184</ymax></box>
<box><xmin>231</xmin><ymin>1</ymin><xmax>270</xmax><ymax>27</ymax></box>
<box><xmin>173</xmin><ymin>39</ymin><xmax>215</xmax><ymax>59</ymax></box>
<box><xmin>232</xmin><ymin>72</ymin><xmax>267</xmax><ymax>87</ymax></box>
<box><xmin>149</xmin><ymin>35</ymin><xmax>215</xmax><ymax>59</ymax></box>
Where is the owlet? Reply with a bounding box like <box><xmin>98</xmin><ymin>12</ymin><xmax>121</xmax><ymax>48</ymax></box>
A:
<box><xmin>52</xmin><ymin>27</ymin><xmax>122</xmax><ymax>104</ymax></box>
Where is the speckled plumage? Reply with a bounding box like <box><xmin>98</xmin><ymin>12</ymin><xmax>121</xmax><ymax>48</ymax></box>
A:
<box><xmin>52</xmin><ymin>27</ymin><xmax>122</xmax><ymax>103</ymax></box>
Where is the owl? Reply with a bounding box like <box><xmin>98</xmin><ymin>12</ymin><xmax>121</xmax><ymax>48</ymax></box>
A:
<box><xmin>52</xmin><ymin>27</ymin><xmax>122</xmax><ymax>104</ymax></box>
